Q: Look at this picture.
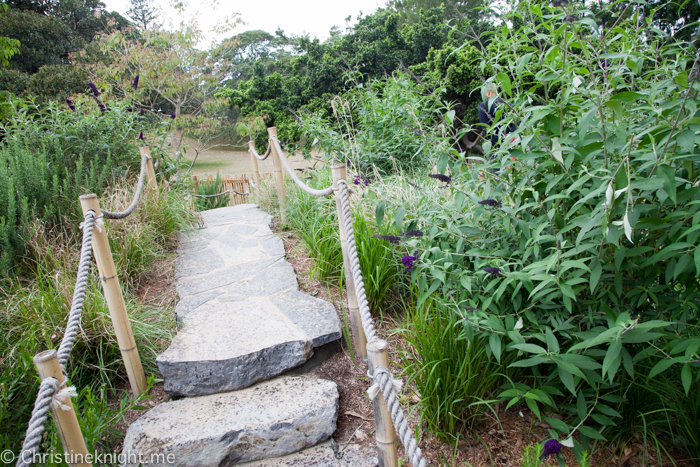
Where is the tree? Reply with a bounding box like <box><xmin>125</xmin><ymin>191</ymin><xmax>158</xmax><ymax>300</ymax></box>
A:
<box><xmin>87</xmin><ymin>25</ymin><xmax>231</xmax><ymax>163</ymax></box>
<box><xmin>126</xmin><ymin>0</ymin><xmax>159</xmax><ymax>30</ymax></box>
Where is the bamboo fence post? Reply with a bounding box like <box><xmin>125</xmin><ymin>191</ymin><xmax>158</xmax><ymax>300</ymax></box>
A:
<box><xmin>33</xmin><ymin>350</ymin><xmax>92</xmax><ymax>467</ymax></box>
<box><xmin>139</xmin><ymin>147</ymin><xmax>158</xmax><ymax>193</ymax></box>
<box><xmin>267</xmin><ymin>127</ymin><xmax>287</xmax><ymax>223</ymax></box>
<box><xmin>248</xmin><ymin>140</ymin><xmax>261</xmax><ymax>182</ymax></box>
<box><xmin>228</xmin><ymin>186</ymin><xmax>234</xmax><ymax>206</ymax></box>
<box><xmin>331</xmin><ymin>163</ymin><xmax>367</xmax><ymax>359</ymax></box>
<box><xmin>79</xmin><ymin>194</ymin><xmax>147</xmax><ymax>397</ymax></box>
<box><xmin>367</xmin><ymin>340</ymin><xmax>398</xmax><ymax>467</ymax></box>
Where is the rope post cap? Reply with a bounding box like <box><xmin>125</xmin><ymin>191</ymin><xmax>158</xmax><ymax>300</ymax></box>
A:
<box><xmin>267</xmin><ymin>127</ymin><xmax>278</xmax><ymax>137</ymax></box>
<box><xmin>139</xmin><ymin>147</ymin><xmax>151</xmax><ymax>158</ymax></box>
<box><xmin>33</xmin><ymin>349</ymin><xmax>58</xmax><ymax>365</ymax></box>
<box><xmin>330</xmin><ymin>163</ymin><xmax>346</xmax><ymax>169</ymax></box>
<box><xmin>367</xmin><ymin>339</ymin><xmax>388</xmax><ymax>354</ymax></box>
<box><xmin>79</xmin><ymin>194</ymin><xmax>102</xmax><ymax>216</ymax></box>
<box><xmin>247</xmin><ymin>140</ymin><xmax>255</xmax><ymax>148</ymax></box>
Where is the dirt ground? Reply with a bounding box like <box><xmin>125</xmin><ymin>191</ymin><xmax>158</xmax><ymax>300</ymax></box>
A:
<box><xmin>182</xmin><ymin>138</ymin><xmax>323</xmax><ymax>178</ymax></box>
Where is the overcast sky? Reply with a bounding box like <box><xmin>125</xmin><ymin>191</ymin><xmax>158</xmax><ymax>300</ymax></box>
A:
<box><xmin>102</xmin><ymin>0</ymin><xmax>389</xmax><ymax>44</ymax></box>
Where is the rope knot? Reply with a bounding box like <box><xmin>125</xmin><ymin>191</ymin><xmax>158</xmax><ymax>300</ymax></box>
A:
<box><xmin>50</xmin><ymin>382</ymin><xmax>78</xmax><ymax>412</ymax></box>
<box><xmin>367</xmin><ymin>366</ymin><xmax>403</xmax><ymax>401</ymax></box>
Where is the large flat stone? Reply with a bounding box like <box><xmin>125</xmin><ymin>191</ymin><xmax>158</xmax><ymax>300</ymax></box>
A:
<box><xmin>175</xmin><ymin>247</ymin><xmax>225</xmax><ymax>279</ymax></box>
<box><xmin>225</xmin><ymin>265</ymin><xmax>298</xmax><ymax>296</ymax></box>
<box><xmin>238</xmin><ymin>440</ymin><xmax>378</xmax><ymax>467</ymax></box>
<box><xmin>157</xmin><ymin>297</ymin><xmax>313</xmax><ymax>396</ymax></box>
<box><xmin>269</xmin><ymin>291</ymin><xmax>342</xmax><ymax>347</ymax></box>
<box><xmin>122</xmin><ymin>376</ymin><xmax>339</xmax><ymax>467</ymax></box>
<box><xmin>174</xmin><ymin>290</ymin><xmax>225</xmax><ymax>322</ymax></box>
<box><xmin>176</xmin><ymin>257</ymin><xmax>279</xmax><ymax>298</ymax></box>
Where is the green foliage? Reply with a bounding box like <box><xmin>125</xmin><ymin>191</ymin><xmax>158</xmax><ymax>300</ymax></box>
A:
<box><xmin>0</xmin><ymin>98</ymin><xmax>165</xmax><ymax>278</ymax></box>
<box><xmin>401</xmin><ymin>299</ymin><xmax>511</xmax><ymax>439</ymax></box>
<box><xmin>370</xmin><ymin>0</ymin><xmax>700</xmax><ymax>459</ymax></box>
<box><xmin>228</xmin><ymin>7</ymin><xmax>449</xmax><ymax>145</ymax></box>
<box><xmin>300</xmin><ymin>73</ymin><xmax>453</xmax><ymax>174</ymax></box>
<box><xmin>0</xmin><ymin>183</ymin><xmax>193</xmax><ymax>456</ymax></box>
<box><xmin>0</xmin><ymin>8</ymin><xmax>75</xmax><ymax>74</ymax></box>
<box><xmin>193</xmin><ymin>172</ymin><xmax>230</xmax><ymax>211</ymax></box>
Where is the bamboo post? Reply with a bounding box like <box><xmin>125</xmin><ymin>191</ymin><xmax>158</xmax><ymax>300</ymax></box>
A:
<box><xmin>33</xmin><ymin>350</ymin><xmax>92</xmax><ymax>467</ymax></box>
<box><xmin>79</xmin><ymin>194</ymin><xmax>147</xmax><ymax>397</ymax></box>
<box><xmin>139</xmin><ymin>147</ymin><xmax>158</xmax><ymax>192</ymax></box>
<box><xmin>267</xmin><ymin>127</ymin><xmax>287</xmax><ymax>223</ymax></box>
<box><xmin>228</xmin><ymin>186</ymin><xmax>234</xmax><ymax>207</ymax></box>
<box><xmin>367</xmin><ymin>340</ymin><xmax>398</xmax><ymax>467</ymax></box>
<box><xmin>331</xmin><ymin>163</ymin><xmax>367</xmax><ymax>359</ymax></box>
<box><xmin>248</xmin><ymin>140</ymin><xmax>261</xmax><ymax>182</ymax></box>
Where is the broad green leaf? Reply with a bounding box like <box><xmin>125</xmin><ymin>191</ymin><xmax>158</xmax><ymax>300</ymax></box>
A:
<box><xmin>394</xmin><ymin>206</ymin><xmax>406</xmax><ymax>232</ymax></box>
<box><xmin>512</xmin><ymin>343</ymin><xmax>547</xmax><ymax>354</ymax></box>
<box><xmin>375</xmin><ymin>200</ymin><xmax>385</xmax><ymax>230</ymax></box>
<box><xmin>559</xmin><ymin>368</ymin><xmax>577</xmax><ymax>395</ymax></box>
<box><xmin>578</xmin><ymin>425</ymin><xmax>606</xmax><ymax>441</ymax></box>
<box><xmin>590</xmin><ymin>261</ymin><xmax>602</xmax><ymax>293</ymax></box>
<box><xmin>648</xmin><ymin>357</ymin><xmax>683</xmax><ymax>379</ymax></box>
<box><xmin>681</xmin><ymin>363</ymin><xmax>692</xmax><ymax>395</ymax></box>
<box><xmin>544</xmin><ymin>416</ymin><xmax>569</xmax><ymax>433</ymax></box>
<box><xmin>658</xmin><ymin>164</ymin><xmax>677</xmax><ymax>205</ymax></box>
<box><xmin>602</xmin><ymin>339</ymin><xmax>622</xmax><ymax>382</ymax></box>
<box><xmin>497</xmin><ymin>72</ymin><xmax>512</xmax><ymax>97</ymax></box>
<box><xmin>489</xmin><ymin>333</ymin><xmax>502</xmax><ymax>362</ymax></box>
<box><xmin>545</xmin><ymin>329</ymin><xmax>560</xmax><ymax>354</ymax></box>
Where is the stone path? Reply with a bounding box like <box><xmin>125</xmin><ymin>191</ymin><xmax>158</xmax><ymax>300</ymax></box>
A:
<box><xmin>122</xmin><ymin>205</ymin><xmax>376</xmax><ymax>466</ymax></box>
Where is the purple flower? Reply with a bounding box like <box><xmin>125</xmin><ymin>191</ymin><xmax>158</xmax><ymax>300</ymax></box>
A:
<box><xmin>696</xmin><ymin>357</ymin><xmax>700</xmax><ymax>364</ymax></box>
<box><xmin>346</xmin><ymin>160</ymin><xmax>350</xmax><ymax>167</ymax></box>
<box><xmin>600</xmin><ymin>59</ymin><xmax>610</xmax><ymax>70</ymax></box>
<box><xmin>88</xmin><ymin>82</ymin><xmax>101</xmax><ymax>97</ymax></box>
<box><xmin>463</xmin><ymin>306</ymin><xmax>477</xmax><ymax>311</ymax></box>
<box><xmin>478</xmin><ymin>199</ymin><xmax>502</xmax><ymax>208</ymax></box>
<box><xmin>540</xmin><ymin>439</ymin><xmax>562</xmax><ymax>459</ymax></box>
<box><xmin>483</xmin><ymin>267</ymin><xmax>502</xmax><ymax>276</ymax></box>
<box><xmin>402</xmin><ymin>253</ymin><xmax>418</xmax><ymax>271</ymax></box>
<box><xmin>402</xmin><ymin>230</ymin><xmax>424</xmax><ymax>238</ymax></box>
<box><xmin>66</xmin><ymin>99</ymin><xmax>75</xmax><ymax>111</ymax></box>
<box><xmin>428</xmin><ymin>173</ymin><xmax>451</xmax><ymax>184</ymax></box>
<box><xmin>408</xmin><ymin>182</ymin><xmax>422</xmax><ymax>190</ymax></box>
<box><xmin>354</xmin><ymin>174</ymin><xmax>371</xmax><ymax>187</ymax></box>
<box><xmin>564</xmin><ymin>15</ymin><xmax>576</xmax><ymax>22</ymax></box>
<box><xmin>551</xmin><ymin>0</ymin><xmax>568</xmax><ymax>6</ymax></box>
<box><xmin>373</xmin><ymin>235</ymin><xmax>401</xmax><ymax>244</ymax></box>
<box><xmin>170</xmin><ymin>112</ymin><xmax>176</xmax><ymax>120</ymax></box>
<box><xmin>140</xmin><ymin>109</ymin><xmax>145</xmax><ymax>115</ymax></box>
<box><xmin>132</xmin><ymin>75</ymin><xmax>139</xmax><ymax>91</ymax></box>
<box><xmin>139</xmin><ymin>131</ymin><xmax>145</xmax><ymax>141</ymax></box>
<box><xmin>98</xmin><ymin>103</ymin><xmax>106</xmax><ymax>112</ymax></box>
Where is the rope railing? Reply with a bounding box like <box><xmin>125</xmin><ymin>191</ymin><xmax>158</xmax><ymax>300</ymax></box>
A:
<box><xmin>102</xmin><ymin>153</ymin><xmax>148</xmax><ymax>220</ymax></box>
<box><xmin>16</xmin><ymin>148</ymin><xmax>158</xmax><ymax>467</ymax></box>
<box><xmin>193</xmin><ymin>189</ymin><xmax>249</xmax><ymax>198</ymax></box>
<box><xmin>249</xmin><ymin>141</ymin><xmax>272</xmax><ymax>161</ymax></box>
<box><xmin>265</xmin><ymin>132</ymin><xmax>427</xmax><ymax>467</ymax></box>
<box><xmin>270</xmin><ymin>136</ymin><xmax>335</xmax><ymax>197</ymax></box>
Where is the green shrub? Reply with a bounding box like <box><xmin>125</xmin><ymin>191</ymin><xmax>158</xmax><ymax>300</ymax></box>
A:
<box><xmin>371</xmin><ymin>1</ymin><xmax>700</xmax><ymax>459</ymax></box>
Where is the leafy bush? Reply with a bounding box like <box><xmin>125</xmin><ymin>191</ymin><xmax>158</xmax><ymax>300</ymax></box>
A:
<box><xmin>0</xmin><ymin>98</ymin><xmax>168</xmax><ymax>278</ymax></box>
<box><xmin>370</xmin><ymin>1</ymin><xmax>700</xmax><ymax>459</ymax></box>
<box><xmin>300</xmin><ymin>73</ymin><xmax>454</xmax><ymax>174</ymax></box>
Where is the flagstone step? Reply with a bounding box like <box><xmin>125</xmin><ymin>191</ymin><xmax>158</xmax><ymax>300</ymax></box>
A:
<box><xmin>121</xmin><ymin>376</ymin><xmax>339</xmax><ymax>467</ymax></box>
<box><xmin>158</xmin><ymin>205</ymin><xmax>341</xmax><ymax>397</ymax></box>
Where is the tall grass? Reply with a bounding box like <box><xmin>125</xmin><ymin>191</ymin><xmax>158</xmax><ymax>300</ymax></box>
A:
<box><xmin>0</xmin><ymin>182</ymin><xmax>196</xmax><ymax>458</ymax></box>
<box><xmin>400</xmin><ymin>299</ymin><xmax>512</xmax><ymax>440</ymax></box>
<box><xmin>193</xmin><ymin>172</ymin><xmax>230</xmax><ymax>212</ymax></box>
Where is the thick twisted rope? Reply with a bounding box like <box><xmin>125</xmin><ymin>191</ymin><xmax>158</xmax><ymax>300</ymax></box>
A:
<box><xmin>17</xmin><ymin>212</ymin><xmax>96</xmax><ymax>466</ymax></box>
<box><xmin>271</xmin><ymin>136</ymin><xmax>335</xmax><ymax>197</ymax></box>
<box><xmin>16</xmin><ymin>378</ymin><xmax>59</xmax><ymax>467</ymax></box>
<box><xmin>102</xmin><ymin>153</ymin><xmax>148</xmax><ymax>219</ymax></box>
<box><xmin>57</xmin><ymin>211</ymin><xmax>96</xmax><ymax>366</ymax></box>
<box><xmin>336</xmin><ymin>179</ymin><xmax>426</xmax><ymax>467</ymax></box>
<box><xmin>250</xmin><ymin>142</ymin><xmax>272</xmax><ymax>161</ymax></box>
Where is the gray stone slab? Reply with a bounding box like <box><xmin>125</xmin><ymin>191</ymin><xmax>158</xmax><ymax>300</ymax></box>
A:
<box><xmin>175</xmin><ymin>248</ymin><xmax>224</xmax><ymax>279</ymax></box>
<box><xmin>201</xmin><ymin>205</ymin><xmax>271</xmax><ymax>227</ymax></box>
<box><xmin>269</xmin><ymin>290</ymin><xmax>342</xmax><ymax>347</ymax></box>
<box><xmin>122</xmin><ymin>376</ymin><xmax>339</xmax><ymax>467</ymax></box>
<box><xmin>238</xmin><ymin>439</ymin><xmax>378</xmax><ymax>467</ymax></box>
<box><xmin>226</xmin><ymin>224</ymin><xmax>260</xmax><ymax>236</ymax></box>
<box><xmin>225</xmin><ymin>266</ymin><xmax>298</xmax><ymax>296</ymax></box>
<box><xmin>174</xmin><ymin>290</ymin><xmax>225</xmax><ymax>322</ymax></box>
<box><xmin>260</xmin><ymin>236</ymin><xmax>285</xmax><ymax>256</ymax></box>
<box><xmin>157</xmin><ymin>296</ymin><xmax>313</xmax><ymax>396</ymax></box>
<box><xmin>176</xmin><ymin>257</ymin><xmax>278</xmax><ymax>298</ymax></box>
